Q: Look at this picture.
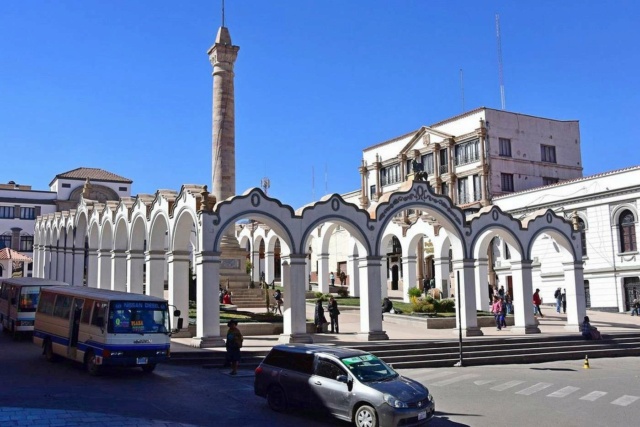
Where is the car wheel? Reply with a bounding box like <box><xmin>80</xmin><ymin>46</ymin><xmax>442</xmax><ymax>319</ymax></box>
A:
<box><xmin>44</xmin><ymin>340</ymin><xmax>58</xmax><ymax>362</ymax></box>
<box><xmin>354</xmin><ymin>404</ymin><xmax>378</xmax><ymax>427</ymax></box>
<box><xmin>141</xmin><ymin>363</ymin><xmax>156</xmax><ymax>373</ymax></box>
<box><xmin>85</xmin><ymin>351</ymin><xmax>101</xmax><ymax>376</ymax></box>
<box><xmin>267</xmin><ymin>385</ymin><xmax>288</xmax><ymax>412</ymax></box>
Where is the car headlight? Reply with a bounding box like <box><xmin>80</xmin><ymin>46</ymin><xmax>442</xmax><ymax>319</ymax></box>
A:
<box><xmin>383</xmin><ymin>394</ymin><xmax>409</xmax><ymax>409</ymax></box>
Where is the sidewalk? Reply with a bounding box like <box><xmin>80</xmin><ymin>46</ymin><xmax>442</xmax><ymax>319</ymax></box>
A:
<box><xmin>170</xmin><ymin>291</ymin><xmax>640</xmax><ymax>354</ymax></box>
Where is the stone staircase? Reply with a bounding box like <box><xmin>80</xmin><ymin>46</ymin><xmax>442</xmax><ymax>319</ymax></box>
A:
<box><xmin>168</xmin><ymin>332</ymin><xmax>640</xmax><ymax>369</ymax></box>
<box><xmin>226</xmin><ymin>288</ymin><xmax>269</xmax><ymax>308</ymax></box>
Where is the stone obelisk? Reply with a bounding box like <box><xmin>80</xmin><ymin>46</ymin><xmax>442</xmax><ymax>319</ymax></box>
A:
<box><xmin>208</xmin><ymin>23</ymin><xmax>248</xmax><ymax>289</ymax></box>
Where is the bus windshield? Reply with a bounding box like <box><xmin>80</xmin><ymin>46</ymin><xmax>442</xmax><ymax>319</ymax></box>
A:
<box><xmin>19</xmin><ymin>287</ymin><xmax>41</xmax><ymax>312</ymax></box>
<box><xmin>108</xmin><ymin>301</ymin><xmax>170</xmax><ymax>334</ymax></box>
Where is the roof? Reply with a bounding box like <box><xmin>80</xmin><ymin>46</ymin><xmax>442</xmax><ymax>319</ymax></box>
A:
<box><xmin>0</xmin><ymin>248</ymin><xmax>32</xmax><ymax>262</ymax></box>
<box><xmin>49</xmin><ymin>168</ymin><xmax>133</xmax><ymax>186</ymax></box>
<box><xmin>40</xmin><ymin>286</ymin><xmax>168</xmax><ymax>303</ymax></box>
<box><xmin>271</xmin><ymin>344</ymin><xmax>368</xmax><ymax>358</ymax></box>
<box><xmin>0</xmin><ymin>277</ymin><xmax>66</xmax><ymax>286</ymax></box>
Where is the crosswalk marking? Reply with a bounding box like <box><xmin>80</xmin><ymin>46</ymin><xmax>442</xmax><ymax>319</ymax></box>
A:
<box><xmin>547</xmin><ymin>386</ymin><xmax>580</xmax><ymax>398</ymax></box>
<box><xmin>474</xmin><ymin>380</ymin><xmax>496</xmax><ymax>386</ymax></box>
<box><xmin>611</xmin><ymin>395</ymin><xmax>639</xmax><ymax>406</ymax></box>
<box><xmin>491</xmin><ymin>380</ymin><xmax>525</xmax><ymax>391</ymax></box>
<box><xmin>431</xmin><ymin>374</ymin><xmax>479</xmax><ymax>386</ymax></box>
<box><xmin>580</xmin><ymin>391</ymin><xmax>607</xmax><ymax>401</ymax></box>
<box><xmin>516</xmin><ymin>382</ymin><xmax>553</xmax><ymax>395</ymax></box>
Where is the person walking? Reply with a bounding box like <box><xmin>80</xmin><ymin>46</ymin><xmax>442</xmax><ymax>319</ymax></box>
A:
<box><xmin>327</xmin><ymin>296</ymin><xmax>340</xmax><ymax>333</ymax></box>
<box><xmin>533</xmin><ymin>288</ymin><xmax>544</xmax><ymax>318</ymax></box>
<box><xmin>273</xmin><ymin>288</ymin><xmax>283</xmax><ymax>316</ymax></box>
<box><xmin>225</xmin><ymin>320</ymin><xmax>243</xmax><ymax>375</ymax></box>
<box><xmin>329</xmin><ymin>272</ymin><xmax>335</xmax><ymax>287</ymax></box>
<box><xmin>504</xmin><ymin>291</ymin><xmax>513</xmax><ymax>315</ymax></box>
<box><xmin>314</xmin><ymin>299</ymin><xmax>327</xmax><ymax>333</ymax></box>
<box><xmin>491</xmin><ymin>296</ymin><xmax>503</xmax><ymax>330</ymax></box>
<box><xmin>500</xmin><ymin>297</ymin><xmax>508</xmax><ymax>328</ymax></box>
<box><xmin>561</xmin><ymin>289</ymin><xmax>567</xmax><ymax>314</ymax></box>
<box><xmin>554</xmin><ymin>287</ymin><xmax>562</xmax><ymax>313</ymax></box>
<box><xmin>631</xmin><ymin>297</ymin><xmax>640</xmax><ymax>316</ymax></box>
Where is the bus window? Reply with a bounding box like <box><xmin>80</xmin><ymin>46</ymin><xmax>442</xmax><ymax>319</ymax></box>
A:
<box><xmin>53</xmin><ymin>295</ymin><xmax>72</xmax><ymax>319</ymax></box>
<box><xmin>37</xmin><ymin>292</ymin><xmax>56</xmax><ymax>315</ymax></box>
<box><xmin>81</xmin><ymin>298</ymin><xmax>95</xmax><ymax>324</ymax></box>
<box><xmin>109</xmin><ymin>301</ymin><xmax>169</xmax><ymax>334</ymax></box>
<box><xmin>91</xmin><ymin>302</ymin><xmax>107</xmax><ymax>328</ymax></box>
<box><xmin>0</xmin><ymin>283</ymin><xmax>9</xmax><ymax>300</ymax></box>
<box><xmin>19</xmin><ymin>286</ymin><xmax>41</xmax><ymax>312</ymax></box>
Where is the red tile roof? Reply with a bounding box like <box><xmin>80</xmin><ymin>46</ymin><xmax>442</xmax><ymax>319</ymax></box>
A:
<box><xmin>50</xmin><ymin>167</ymin><xmax>132</xmax><ymax>186</ymax></box>
<box><xmin>0</xmin><ymin>248</ymin><xmax>32</xmax><ymax>262</ymax></box>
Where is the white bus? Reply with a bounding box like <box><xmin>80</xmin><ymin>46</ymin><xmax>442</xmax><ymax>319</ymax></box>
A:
<box><xmin>0</xmin><ymin>277</ymin><xmax>68</xmax><ymax>338</ymax></box>
<box><xmin>33</xmin><ymin>286</ymin><xmax>177</xmax><ymax>375</ymax></box>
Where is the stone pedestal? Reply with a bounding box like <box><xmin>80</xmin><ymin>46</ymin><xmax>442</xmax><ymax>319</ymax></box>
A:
<box><xmin>356</xmin><ymin>331</ymin><xmax>389</xmax><ymax>341</ymax></box>
<box><xmin>190</xmin><ymin>336</ymin><xmax>225</xmax><ymax>348</ymax></box>
<box><xmin>278</xmin><ymin>333</ymin><xmax>313</xmax><ymax>344</ymax></box>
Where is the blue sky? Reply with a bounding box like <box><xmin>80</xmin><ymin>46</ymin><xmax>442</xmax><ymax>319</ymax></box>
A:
<box><xmin>1</xmin><ymin>1</ymin><xmax>639</xmax><ymax>209</ymax></box>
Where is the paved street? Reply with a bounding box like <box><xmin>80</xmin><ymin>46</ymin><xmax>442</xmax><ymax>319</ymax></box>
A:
<box><xmin>2</xmin><ymin>327</ymin><xmax>639</xmax><ymax>426</ymax></box>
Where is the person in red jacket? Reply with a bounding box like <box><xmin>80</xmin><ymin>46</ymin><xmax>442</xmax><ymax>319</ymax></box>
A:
<box><xmin>532</xmin><ymin>288</ymin><xmax>544</xmax><ymax>318</ymax></box>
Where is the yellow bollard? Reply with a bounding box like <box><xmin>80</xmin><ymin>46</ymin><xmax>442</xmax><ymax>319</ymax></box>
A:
<box><xmin>583</xmin><ymin>355</ymin><xmax>590</xmax><ymax>369</ymax></box>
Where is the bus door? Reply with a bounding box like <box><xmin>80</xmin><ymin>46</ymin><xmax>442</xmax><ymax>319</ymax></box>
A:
<box><xmin>68</xmin><ymin>298</ymin><xmax>84</xmax><ymax>359</ymax></box>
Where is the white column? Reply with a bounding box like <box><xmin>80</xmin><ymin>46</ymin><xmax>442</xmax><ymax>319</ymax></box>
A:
<box><xmin>87</xmin><ymin>248</ymin><xmax>98</xmax><ymax>288</ymax></box>
<box><xmin>111</xmin><ymin>250</ymin><xmax>127</xmax><ymax>291</ymax></box>
<box><xmin>433</xmin><ymin>256</ymin><xmax>450</xmax><ymax>298</ymax></box>
<box><xmin>317</xmin><ymin>253</ymin><xmax>330</xmax><ymax>294</ymax></box>
<box><xmin>563</xmin><ymin>261</ymin><xmax>586</xmax><ymax>332</ymax></box>
<box><xmin>452</xmin><ymin>259</ymin><xmax>482</xmax><ymax>337</ymax></box>
<box><xmin>49</xmin><ymin>247</ymin><xmax>58</xmax><ymax>281</ymax></box>
<box><xmin>279</xmin><ymin>254</ymin><xmax>312</xmax><ymax>343</ymax></box>
<box><xmin>474</xmin><ymin>258</ymin><xmax>490</xmax><ymax>312</ymax></box>
<box><xmin>191</xmin><ymin>251</ymin><xmax>224</xmax><ymax>348</ymax></box>
<box><xmin>379</xmin><ymin>260</ymin><xmax>388</xmax><ymax>299</ymax></box>
<box><xmin>56</xmin><ymin>247</ymin><xmax>65</xmax><ymax>281</ymax></box>
<box><xmin>510</xmin><ymin>260</ymin><xmax>540</xmax><ymax>334</ymax></box>
<box><xmin>251</xmin><ymin>247</ymin><xmax>260</xmax><ymax>282</ymax></box>
<box><xmin>126</xmin><ymin>250</ymin><xmax>145</xmax><ymax>294</ymax></box>
<box><xmin>96</xmin><ymin>249</ymin><xmax>112</xmax><ymax>289</ymax></box>
<box><xmin>145</xmin><ymin>250</ymin><xmax>166</xmax><ymax>298</ymax></box>
<box><xmin>72</xmin><ymin>248</ymin><xmax>85</xmax><ymax>286</ymax></box>
<box><xmin>401</xmin><ymin>255</ymin><xmax>417</xmax><ymax>302</ymax></box>
<box><xmin>305</xmin><ymin>256</ymin><xmax>311</xmax><ymax>291</ymax></box>
<box><xmin>347</xmin><ymin>254</ymin><xmax>360</xmax><ymax>297</ymax></box>
<box><xmin>33</xmin><ymin>244</ymin><xmax>42</xmax><ymax>278</ymax></box>
<box><xmin>64</xmin><ymin>247</ymin><xmax>74</xmax><ymax>284</ymax></box>
<box><xmin>264</xmin><ymin>251</ymin><xmax>275</xmax><ymax>284</ymax></box>
<box><xmin>358</xmin><ymin>256</ymin><xmax>389</xmax><ymax>341</ymax></box>
<box><xmin>168</xmin><ymin>251</ymin><xmax>190</xmax><ymax>336</ymax></box>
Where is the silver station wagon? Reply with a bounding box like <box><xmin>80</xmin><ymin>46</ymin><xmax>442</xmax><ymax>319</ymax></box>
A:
<box><xmin>254</xmin><ymin>344</ymin><xmax>435</xmax><ymax>427</ymax></box>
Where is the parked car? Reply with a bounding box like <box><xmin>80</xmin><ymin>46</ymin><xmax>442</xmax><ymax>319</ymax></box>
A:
<box><xmin>254</xmin><ymin>344</ymin><xmax>435</xmax><ymax>426</ymax></box>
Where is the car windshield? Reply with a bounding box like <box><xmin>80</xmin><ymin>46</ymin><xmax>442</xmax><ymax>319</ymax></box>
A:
<box><xmin>340</xmin><ymin>354</ymin><xmax>398</xmax><ymax>383</ymax></box>
<box><xmin>108</xmin><ymin>301</ymin><xmax>169</xmax><ymax>334</ymax></box>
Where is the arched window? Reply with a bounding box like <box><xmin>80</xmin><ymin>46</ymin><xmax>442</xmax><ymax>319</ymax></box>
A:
<box><xmin>619</xmin><ymin>210</ymin><xmax>637</xmax><ymax>253</ymax></box>
<box><xmin>577</xmin><ymin>218</ymin><xmax>587</xmax><ymax>256</ymax></box>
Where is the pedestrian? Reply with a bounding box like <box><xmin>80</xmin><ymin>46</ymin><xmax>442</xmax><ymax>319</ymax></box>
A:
<box><xmin>330</xmin><ymin>272</ymin><xmax>335</xmax><ymax>287</ymax></box>
<box><xmin>222</xmin><ymin>290</ymin><xmax>233</xmax><ymax>305</ymax></box>
<box><xmin>225</xmin><ymin>319</ymin><xmax>243</xmax><ymax>375</ymax></box>
<box><xmin>219</xmin><ymin>286</ymin><xmax>224</xmax><ymax>304</ymax></box>
<box><xmin>561</xmin><ymin>289</ymin><xmax>567</xmax><ymax>314</ymax></box>
<box><xmin>381</xmin><ymin>297</ymin><xmax>394</xmax><ymax>320</ymax></box>
<box><xmin>500</xmin><ymin>297</ymin><xmax>507</xmax><ymax>328</ymax></box>
<box><xmin>504</xmin><ymin>291</ymin><xmax>513</xmax><ymax>315</ymax></box>
<box><xmin>554</xmin><ymin>287</ymin><xmax>562</xmax><ymax>313</ymax></box>
<box><xmin>581</xmin><ymin>316</ymin><xmax>601</xmax><ymax>340</ymax></box>
<box><xmin>533</xmin><ymin>288</ymin><xmax>544</xmax><ymax>318</ymax></box>
<box><xmin>273</xmin><ymin>288</ymin><xmax>283</xmax><ymax>316</ymax></box>
<box><xmin>314</xmin><ymin>299</ymin><xmax>327</xmax><ymax>333</ymax></box>
<box><xmin>327</xmin><ymin>296</ymin><xmax>340</xmax><ymax>333</ymax></box>
<box><xmin>491</xmin><ymin>295</ymin><xmax>503</xmax><ymax>331</ymax></box>
<box><xmin>631</xmin><ymin>297</ymin><xmax>639</xmax><ymax>316</ymax></box>
<box><xmin>498</xmin><ymin>285</ymin><xmax>505</xmax><ymax>298</ymax></box>
<box><xmin>339</xmin><ymin>271</ymin><xmax>347</xmax><ymax>286</ymax></box>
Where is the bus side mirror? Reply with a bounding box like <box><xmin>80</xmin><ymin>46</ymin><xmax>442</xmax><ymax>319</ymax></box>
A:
<box><xmin>174</xmin><ymin>310</ymin><xmax>181</xmax><ymax>317</ymax></box>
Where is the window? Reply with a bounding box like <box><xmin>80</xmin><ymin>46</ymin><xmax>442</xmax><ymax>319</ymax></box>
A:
<box><xmin>473</xmin><ymin>174</ymin><xmax>482</xmax><ymax>201</ymax></box>
<box><xmin>421</xmin><ymin>153</ymin><xmax>434</xmax><ymax>175</ymax></box>
<box><xmin>381</xmin><ymin>164</ymin><xmax>401</xmax><ymax>186</ymax></box>
<box><xmin>454</xmin><ymin>139</ymin><xmax>479</xmax><ymax>166</ymax></box>
<box><xmin>0</xmin><ymin>235</ymin><xmax>11</xmax><ymax>249</ymax></box>
<box><xmin>263</xmin><ymin>349</ymin><xmax>314</xmax><ymax>374</ymax></box>
<box><xmin>501</xmin><ymin>173</ymin><xmax>514</xmax><ymax>192</ymax></box>
<box><xmin>543</xmin><ymin>177</ymin><xmax>559</xmax><ymax>186</ymax></box>
<box><xmin>541</xmin><ymin>145</ymin><xmax>557</xmax><ymax>163</ymax></box>
<box><xmin>439</xmin><ymin>148</ymin><xmax>448</xmax><ymax>174</ymax></box>
<box><xmin>505</xmin><ymin>244</ymin><xmax>511</xmax><ymax>260</ymax></box>
<box><xmin>441</xmin><ymin>182</ymin><xmax>449</xmax><ymax>197</ymax></box>
<box><xmin>619</xmin><ymin>210</ymin><xmax>637</xmax><ymax>253</ymax></box>
<box><xmin>81</xmin><ymin>299</ymin><xmax>95</xmax><ymax>324</ymax></box>
<box><xmin>499</xmin><ymin>138</ymin><xmax>512</xmax><ymax>157</ymax></box>
<box><xmin>37</xmin><ymin>292</ymin><xmax>56</xmax><ymax>315</ymax></box>
<box><xmin>457</xmin><ymin>179</ymin><xmax>469</xmax><ymax>204</ymax></box>
<box><xmin>576</xmin><ymin>218</ymin><xmax>587</xmax><ymax>256</ymax></box>
<box><xmin>20</xmin><ymin>207</ymin><xmax>35</xmax><ymax>220</ymax></box>
<box><xmin>315</xmin><ymin>358</ymin><xmax>346</xmax><ymax>380</ymax></box>
<box><xmin>119</xmin><ymin>186</ymin><xmax>127</xmax><ymax>192</ymax></box>
<box><xmin>369</xmin><ymin>185</ymin><xmax>376</xmax><ymax>199</ymax></box>
<box><xmin>53</xmin><ymin>295</ymin><xmax>73</xmax><ymax>319</ymax></box>
<box><xmin>20</xmin><ymin>236</ymin><xmax>34</xmax><ymax>252</ymax></box>
<box><xmin>61</xmin><ymin>183</ymin><xmax>71</xmax><ymax>188</ymax></box>
<box><xmin>91</xmin><ymin>301</ymin><xmax>108</xmax><ymax>327</ymax></box>
<box><xmin>0</xmin><ymin>206</ymin><xmax>15</xmax><ymax>219</ymax></box>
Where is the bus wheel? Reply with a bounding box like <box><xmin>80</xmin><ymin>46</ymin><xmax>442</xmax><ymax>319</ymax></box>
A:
<box><xmin>85</xmin><ymin>351</ymin><xmax>102</xmax><ymax>376</ymax></box>
<box><xmin>141</xmin><ymin>363</ymin><xmax>156</xmax><ymax>374</ymax></box>
<box><xmin>44</xmin><ymin>340</ymin><xmax>58</xmax><ymax>362</ymax></box>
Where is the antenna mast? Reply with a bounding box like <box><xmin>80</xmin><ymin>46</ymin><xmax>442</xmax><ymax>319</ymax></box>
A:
<box><xmin>221</xmin><ymin>0</ymin><xmax>225</xmax><ymax>27</ymax></box>
<box><xmin>261</xmin><ymin>177</ymin><xmax>270</xmax><ymax>195</ymax></box>
<box><xmin>495</xmin><ymin>14</ymin><xmax>506</xmax><ymax>110</ymax></box>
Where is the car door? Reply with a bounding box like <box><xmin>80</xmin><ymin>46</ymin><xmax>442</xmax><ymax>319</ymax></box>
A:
<box><xmin>276</xmin><ymin>352</ymin><xmax>315</xmax><ymax>407</ymax></box>
<box><xmin>310</xmin><ymin>356</ymin><xmax>352</xmax><ymax>418</ymax></box>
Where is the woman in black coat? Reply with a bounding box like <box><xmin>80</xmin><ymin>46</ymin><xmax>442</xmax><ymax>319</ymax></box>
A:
<box><xmin>314</xmin><ymin>299</ymin><xmax>327</xmax><ymax>333</ymax></box>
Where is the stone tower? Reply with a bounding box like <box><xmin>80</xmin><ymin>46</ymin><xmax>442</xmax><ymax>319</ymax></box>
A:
<box><xmin>208</xmin><ymin>23</ymin><xmax>248</xmax><ymax>289</ymax></box>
